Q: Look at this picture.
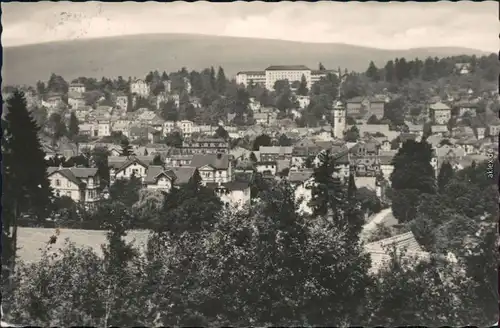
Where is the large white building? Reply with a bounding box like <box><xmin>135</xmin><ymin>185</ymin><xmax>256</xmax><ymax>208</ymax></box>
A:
<box><xmin>236</xmin><ymin>65</ymin><xmax>338</xmax><ymax>91</ymax></box>
<box><xmin>130</xmin><ymin>79</ymin><xmax>150</xmax><ymax>97</ymax></box>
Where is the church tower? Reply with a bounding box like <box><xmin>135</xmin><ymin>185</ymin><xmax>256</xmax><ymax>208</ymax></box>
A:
<box><xmin>332</xmin><ymin>67</ymin><xmax>347</xmax><ymax>140</ymax></box>
<box><xmin>333</xmin><ymin>100</ymin><xmax>346</xmax><ymax>139</ymax></box>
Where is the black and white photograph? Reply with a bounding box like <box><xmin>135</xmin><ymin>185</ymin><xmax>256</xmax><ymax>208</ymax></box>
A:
<box><xmin>1</xmin><ymin>1</ymin><xmax>499</xmax><ymax>326</ymax></box>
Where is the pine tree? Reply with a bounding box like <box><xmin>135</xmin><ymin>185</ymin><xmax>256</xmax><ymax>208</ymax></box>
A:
<box><xmin>120</xmin><ymin>138</ymin><xmax>134</xmax><ymax>157</ymax></box>
<box><xmin>152</xmin><ymin>154</ymin><xmax>163</xmax><ymax>166</ymax></box>
<box><xmin>68</xmin><ymin>112</ymin><xmax>79</xmax><ymax>141</ymax></box>
<box><xmin>210</xmin><ymin>66</ymin><xmax>216</xmax><ymax>91</ymax></box>
<box><xmin>319</xmin><ymin>62</ymin><xmax>326</xmax><ymax>71</ymax></box>
<box><xmin>2</xmin><ymin>90</ymin><xmax>52</xmax><ymax>278</ymax></box>
<box><xmin>384</xmin><ymin>60</ymin><xmax>395</xmax><ymax>83</ymax></box>
<box><xmin>347</xmin><ymin>173</ymin><xmax>357</xmax><ymax>200</ymax></box>
<box><xmin>366</xmin><ymin>61</ymin><xmax>379</xmax><ymax>81</ymax></box>
<box><xmin>216</xmin><ymin>67</ymin><xmax>227</xmax><ymax>94</ymax></box>
<box><xmin>249</xmin><ymin>152</ymin><xmax>258</xmax><ymax>163</ymax></box>
<box><xmin>144</xmin><ymin>148</ymin><xmax>148</xmax><ymax>156</ymax></box>
<box><xmin>437</xmin><ymin>161</ymin><xmax>454</xmax><ymax>193</ymax></box>
<box><xmin>296</xmin><ymin>74</ymin><xmax>309</xmax><ymax>96</ymax></box>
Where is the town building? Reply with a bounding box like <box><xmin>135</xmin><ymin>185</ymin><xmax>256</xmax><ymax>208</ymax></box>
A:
<box><xmin>332</xmin><ymin>100</ymin><xmax>347</xmax><ymax>139</ymax></box>
<box><xmin>181</xmin><ymin>138</ymin><xmax>230</xmax><ymax>154</ymax></box>
<box><xmin>47</xmin><ymin>166</ymin><xmax>100</xmax><ymax>204</ymax></box>
<box><xmin>429</xmin><ymin>102</ymin><xmax>451</xmax><ymax>125</ymax></box>
<box><xmin>130</xmin><ymin>79</ymin><xmax>150</xmax><ymax>97</ymax></box>
<box><xmin>69</xmin><ymin>83</ymin><xmax>86</xmax><ymax>94</ymax></box>
<box><xmin>235</xmin><ymin>65</ymin><xmax>338</xmax><ymax>91</ymax></box>
<box><xmin>190</xmin><ymin>153</ymin><xmax>233</xmax><ymax>184</ymax></box>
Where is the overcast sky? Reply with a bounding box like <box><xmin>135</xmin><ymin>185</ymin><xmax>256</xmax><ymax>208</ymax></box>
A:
<box><xmin>2</xmin><ymin>1</ymin><xmax>498</xmax><ymax>51</ymax></box>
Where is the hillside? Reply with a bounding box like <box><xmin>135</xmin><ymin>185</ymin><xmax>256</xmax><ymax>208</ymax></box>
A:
<box><xmin>2</xmin><ymin>33</ymin><xmax>489</xmax><ymax>86</ymax></box>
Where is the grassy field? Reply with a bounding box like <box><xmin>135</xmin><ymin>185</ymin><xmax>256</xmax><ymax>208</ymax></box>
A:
<box><xmin>16</xmin><ymin>227</ymin><xmax>152</xmax><ymax>263</ymax></box>
<box><xmin>3</xmin><ymin>33</ymin><xmax>488</xmax><ymax>85</ymax></box>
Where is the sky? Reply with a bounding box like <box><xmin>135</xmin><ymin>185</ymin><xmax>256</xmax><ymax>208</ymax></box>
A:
<box><xmin>2</xmin><ymin>1</ymin><xmax>498</xmax><ymax>51</ymax></box>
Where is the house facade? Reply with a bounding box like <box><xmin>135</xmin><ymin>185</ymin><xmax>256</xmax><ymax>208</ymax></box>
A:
<box><xmin>130</xmin><ymin>79</ymin><xmax>150</xmax><ymax>97</ymax></box>
<box><xmin>47</xmin><ymin>167</ymin><xmax>100</xmax><ymax>204</ymax></box>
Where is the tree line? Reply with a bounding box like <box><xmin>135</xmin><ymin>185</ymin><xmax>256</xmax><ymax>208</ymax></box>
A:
<box><xmin>366</xmin><ymin>53</ymin><xmax>499</xmax><ymax>82</ymax></box>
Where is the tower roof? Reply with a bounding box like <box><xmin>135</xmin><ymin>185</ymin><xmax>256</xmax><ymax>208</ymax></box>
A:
<box><xmin>334</xmin><ymin>100</ymin><xmax>345</xmax><ymax>109</ymax></box>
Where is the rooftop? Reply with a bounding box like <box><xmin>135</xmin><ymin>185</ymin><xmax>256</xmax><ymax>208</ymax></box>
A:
<box><xmin>265</xmin><ymin>65</ymin><xmax>310</xmax><ymax>71</ymax></box>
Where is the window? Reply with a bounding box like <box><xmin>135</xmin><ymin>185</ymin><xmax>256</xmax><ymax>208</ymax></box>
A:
<box><xmin>66</xmin><ymin>191</ymin><xmax>71</xmax><ymax>197</ymax></box>
<box><xmin>67</xmin><ymin>180</ymin><xmax>71</xmax><ymax>187</ymax></box>
<box><xmin>55</xmin><ymin>179</ymin><xmax>61</xmax><ymax>186</ymax></box>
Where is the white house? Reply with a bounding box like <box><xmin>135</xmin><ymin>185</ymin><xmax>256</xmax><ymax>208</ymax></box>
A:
<box><xmin>211</xmin><ymin>181</ymin><xmax>251</xmax><ymax>210</ymax></box>
<box><xmin>255</xmin><ymin>161</ymin><xmax>277</xmax><ymax>175</ymax></box>
<box><xmin>47</xmin><ymin>167</ymin><xmax>100</xmax><ymax>204</ymax></box>
<box><xmin>68</xmin><ymin>91</ymin><xmax>86</xmax><ymax>109</ymax></box>
<box><xmin>97</xmin><ymin>120</ymin><xmax>111</xmax><ymax>137</ymax></box>
<box><xmin>110</xmin><ymin>156</ymin><xmax>153</xmax><ymax>183</ymax></box>
<box><xmin>130</xmin><ymin>79</ymin><xmax>150</xmax><ymax>97</ymax></box>
<box><xmin>190</xmin><ymin>153</ymin><xmax>233</xmax><ymax>184</ymax></box>
<box><xmin>69</xmin><ymin>83</ymin><xmax>86</xmax><ymax>94</ymax></box>
<box><xmin>116</xmin><ymin>94</ymin><xmax>128</xmax><ymax>110</ymax></box>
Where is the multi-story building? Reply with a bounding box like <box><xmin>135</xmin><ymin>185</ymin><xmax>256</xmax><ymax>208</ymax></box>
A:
<box><xmin>181</xmin><ymin>138</ymin><xmax>230</xmax><ymax>154</ymax></box>
<box><xmin>259</xmin><ymin>146</ymin><xmax>294</xmax><ymax>162</ymax></box>
<box><xmin>68</xmin><ymin>91</ymin><xmax>86</xmax><ymax>109</ymax></box>
<box><xmin>190</xmin><ymin>153</ymin><xmax>233</xmax><ymax>184</ymax></box>
<box><xmin>429</xmin><ymin>102</ymin><xmax>451</xmax><ymax>125</ymax></box>
<box><xmin>47</xmin><ymin>166</ymin><xmax>100</xmax><ymax>204</ymax></box>
<box><xmin>235</xmin><ymin>65</ymin><xmax>338</xmax><ymax>91</ymax></box>
<box><xmin>97</xmin><ymin>120</ymin><xmax>111</xmax><ymax>137</ymax></box>
<box><xmin>130</xmin><ymin>79</ymin><xmax>150</xmax><ymax>97</ymax></box>
<box><xmin>116</xmin><ymin>93</ymin><xmax>128</xmax><ymax>110</ymax></box>
<box><xmin>69</xmin><ymin>83</ymin><xmax>86</xmax><ymax>94</ymax></box>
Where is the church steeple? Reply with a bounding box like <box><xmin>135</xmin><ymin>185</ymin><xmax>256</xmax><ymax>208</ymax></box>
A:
<box><xmin>332</xmin><ymin>67</ymin><xmax>347</xmax><ymax>140</ymax></box>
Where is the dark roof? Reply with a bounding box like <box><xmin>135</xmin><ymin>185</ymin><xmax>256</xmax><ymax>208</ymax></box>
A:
<box><xmin>223</xmin><ymin>181</ymin><xmax>251</xmax><ymax>191</ymax></box>
<box><xmin>165</xmin><ymin>166</ymin><xmax>197</xmax><ymax>185</ymax></box>
<box><xmin>116</xmin><ymin>157</ymin><xmax>149</xmax><ymax>173</ymax></box>
<box><xmin>237</xmin><ymin>71</ymin><xmax>265</xmax><ymax>75</ymax></box>
<box><xmin>265</xmin><ymin>65</ymin><xmax>310</xmax><ymax>71</ymax></box>
<box><xmin>143</xmin><ymin>165</ymin><xmax>176</xmax><ymax>184</ymax></box>
<box><xmin>190</xmin><ymin>154</ymin><xmax>231</xmax><ymax>170</ymax></box>
<box><xmin>47</xmin><ymin>167</ymin><xmax>98</xmax><ymax>186</ymax></box>
<box><xmin>234</xmin><ymin>171</ymin><xmax>255</xmax><ymax>184</ymax></box>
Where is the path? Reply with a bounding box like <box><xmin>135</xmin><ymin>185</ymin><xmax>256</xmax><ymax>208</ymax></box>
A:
<box><xmin>360</xmin><ymin>208</ymin><xmax>393</xmax><ymax>242</ymax></box>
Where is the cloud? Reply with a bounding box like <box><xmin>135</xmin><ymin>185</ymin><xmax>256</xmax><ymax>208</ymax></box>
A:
<box><xmin>1</xmin><ymin>1</ymin><xmax>498</xmax><ymax>51</ymax></box>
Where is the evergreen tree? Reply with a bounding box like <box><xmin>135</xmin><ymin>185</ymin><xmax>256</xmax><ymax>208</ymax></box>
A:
<box><xmin>249</xmin><ymin>152</ymin><xmax>258</xmax><ymax>163</ymax></box>
<box><xmin>120</xmin><ymin>138</ymin><xmax>134</xmax><ymax>157</ymax></box>
<box><xmin>437</xmin><ymin>161</ymin><xmax>454</xmax><ymax>193</ymax></box>
<box><xmin>319</xmin><ymin>62</ymin><xmax>326</xmax><ymax>71</ymax></box>
<box><xmin>152</xmin><ymin>154</ymin><xmax>163</xmax><ymax>166</ymax></box>
<box><xmin>209</xmin><ymin>66</ymin><xmax>217</xmax><ymax>91</ymax></box>
<box><xmin>296</xmin><ymin>74</ymin><xmax>309</xmax><ymax>96</ymax></box>
<box><xmin>309</xmin><ymin>150</ymin><xmax>365</xmax><ymax>238</ymax></box>
<box><xmin>366</xmin><ymin>61</ymin><xmax>379</xmax><ymax>81</ymax></box>
<box><xmin>68</xmin><ymin>112</ymin><xmax>80</xmax><ymax>141</ymax></box>
<box><xmin>384</xmin><ymin>60</ymin><xmax>395</xmax><ymax>82</ymax></box>
<box><xmin>188</xmin><ymin>169</ymin><xmax>203</xmax><ymax>191</ymax></box>
<box><xmin>90</xmin><ymin>147</ymin><xmax>110</xmax><ymax>191</ymax></box>
<box><xmin>48</xmin><ymin>113</ymin><xmax>67</xmax><ymax>143</ymax></box>
<box><xmin>252</xmin><ymin>134</ymin><xmax>272</xmax><ymax>150</ymax></box>
<box><xmin>216</xmin><ymin>67</ymin><xmax>227</xmax><ymax>94</ymax></box>
<box><xmin>2</xmin><ymin>90</ymin><xmax>52</xmax><ymax>279</ymax></box>
<box><xmin>347</xmin><ymin>173</ymin><xmax>357</xmax><ymax>200</ymax></box>
<box><xmin>214</xmin><ymin>126</ymin><xmax>229</xmax><ymax>140</ymax></box>
<box><xmin>390</xmin><ymin>139</ymin><xmax>436</xmax><ymax>222</ymax></box>
<box><xmin>144</xmin><ymin>148</ymin><xmax>148</xmax><ymax>156</ymax></box>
